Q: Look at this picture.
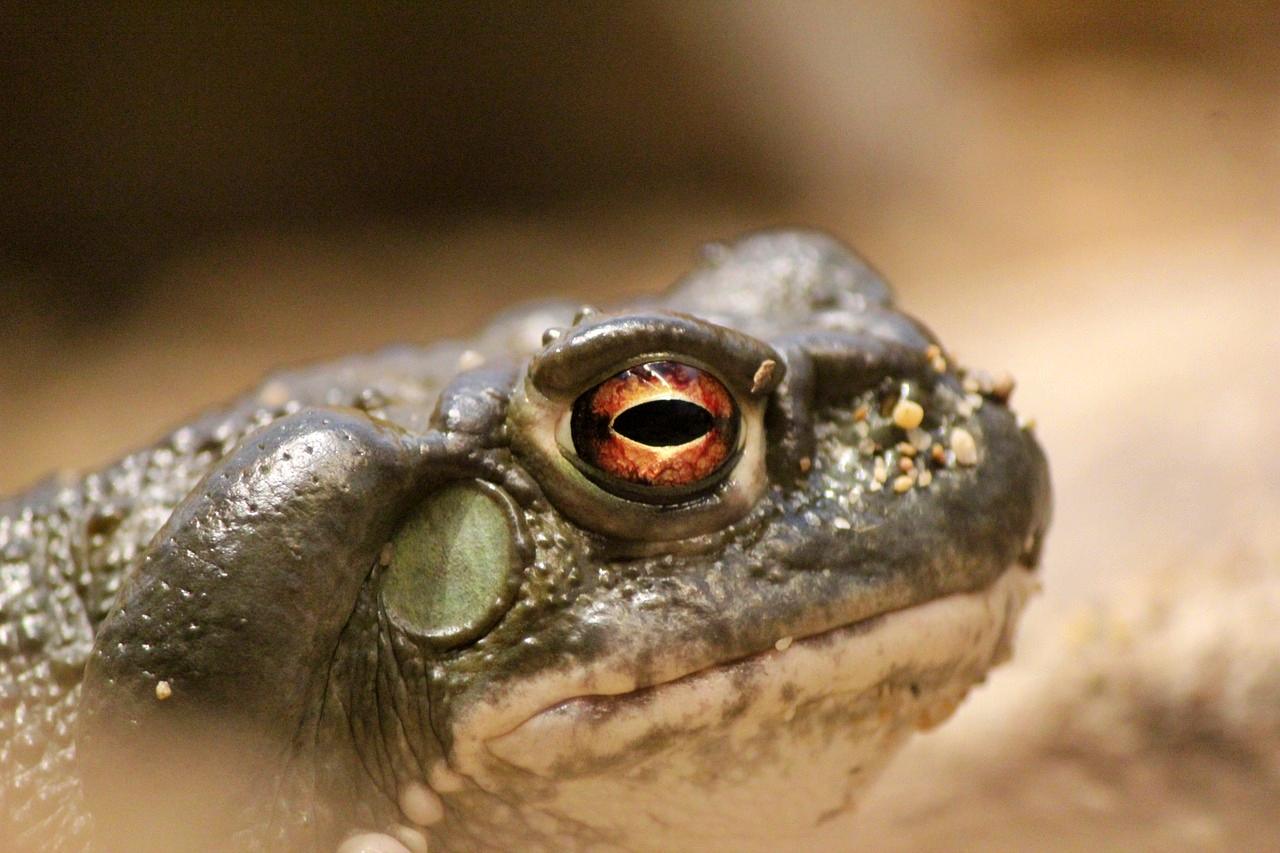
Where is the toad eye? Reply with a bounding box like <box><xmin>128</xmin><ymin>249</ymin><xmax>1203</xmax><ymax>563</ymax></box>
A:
<box><xmin>567</xmin><ymin>361</ymin><xmax>740</xmax><ymax>498</ymax></box>
<box><xmin>512</xmin><ymin>310</ymin><xmax>781</xmax><ymax>541</ymax></box>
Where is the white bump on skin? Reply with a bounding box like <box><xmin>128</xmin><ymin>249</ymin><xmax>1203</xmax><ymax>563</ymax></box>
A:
<box><xmin>428</xmin><ymin>760</ymin><xmax>466</xmax><ymax>794</ymax></box>
<box><xmin>393</xmin><ymin>825</ymin><xmax>430</xmax><ymax>853</ymax></box>
<box><xmin>774</xmin><ymin>636</ymin><xmax>793</xmax><ymax>652</ymax></box>
<box><xmin>154</xmin><ymin>680</ymin><xmax>172</xmax><ymax>700</ymax></box>
<box><xmin>399</xmin><ymin>782</ymin><xmax>444</xmax><ymax>826</ymax></box>
<box><xmin>257</xmin><ymin>380</ymin><xmax>291</xmax><ymax>408</ymax></box>
<box><xmin>457</xmin><ymin>349</ymin><xmax>486</xmax><ymax>371</ymax></box>
<box><xmin>336</xmin><ymin>833</ymin><xmax>411</xmax><ymax>853</ymax></box>
<box><xmin>951</xmin><ymin>427</ymin><xmax>979</xmax><ymax>467</ymax></box>
<box><xmin>907</xmin><ymin>427</ymin><xmax>932</xmax><ymax>452</ymax></box>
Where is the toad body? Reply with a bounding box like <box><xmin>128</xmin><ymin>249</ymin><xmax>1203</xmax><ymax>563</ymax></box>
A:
<box><xmin>0</xmin><ymin>231</ymin><xmax>1051</xmax><ymax>853</ymax></box>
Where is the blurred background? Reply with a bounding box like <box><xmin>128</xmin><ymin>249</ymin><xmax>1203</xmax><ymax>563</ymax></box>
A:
<box><xmin>2</xmin><ymin>3</ymin><xmax>1278</xmax><ymax>848</ymax></box>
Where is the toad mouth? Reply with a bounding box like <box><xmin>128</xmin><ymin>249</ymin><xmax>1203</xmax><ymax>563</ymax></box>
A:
<box><xmin>449</xmin><ymin>566</ymin><xmax>1037</xmax><ymax>783</ymax></box>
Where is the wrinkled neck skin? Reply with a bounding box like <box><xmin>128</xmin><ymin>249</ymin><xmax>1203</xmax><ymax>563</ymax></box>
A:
<box><xmin>0</xmin><ymin>231</ymin><xmax>1050</xmax><ymax>853</ymax></box>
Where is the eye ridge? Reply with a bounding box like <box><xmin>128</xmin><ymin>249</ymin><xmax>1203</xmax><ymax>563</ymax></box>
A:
<box><xmin>611</xmin><ymin>399</ymin><xmax>713</xmax><ymax>447</ymax></box>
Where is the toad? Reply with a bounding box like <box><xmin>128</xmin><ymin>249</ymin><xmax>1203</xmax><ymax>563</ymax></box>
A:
<box><xmin>0</xmin><ymin>230</ymin><xmax>1050</xmax><ymax>852</ymax></box>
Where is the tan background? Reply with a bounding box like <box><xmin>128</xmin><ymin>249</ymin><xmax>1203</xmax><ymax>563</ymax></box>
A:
<box><xmin>2</xmin><ymin>4</ymin><xmax>1278</xmax><ymax>848</ymax></box>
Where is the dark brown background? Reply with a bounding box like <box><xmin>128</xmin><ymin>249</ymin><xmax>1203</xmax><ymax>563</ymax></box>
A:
<box><xmin>2</xmin><ymin>4</ymin><xmax>1278</xmax><ymax>848</ymax></box>
<box><xmin>2</xmin><ymin>3</ymin><xmax>1276</xmax><ymax>497</ymax></box>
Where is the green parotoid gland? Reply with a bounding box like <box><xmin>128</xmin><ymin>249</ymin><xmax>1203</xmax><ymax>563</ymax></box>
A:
<box><xmin>383</xmin><ymin>480</ymin><xmax>528</xmax><ymax>650</ymax></box>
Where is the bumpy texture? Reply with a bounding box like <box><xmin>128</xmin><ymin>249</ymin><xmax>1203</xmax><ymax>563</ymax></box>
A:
<box><xmin>0</xmin><ymin>348</ymin><xmax>470</xmax><ymax>850</ymax></box>
<box><xmin>0</xmin><ymin>231</ymin><xmax>1050</xmax><ymax>852</ymax></box>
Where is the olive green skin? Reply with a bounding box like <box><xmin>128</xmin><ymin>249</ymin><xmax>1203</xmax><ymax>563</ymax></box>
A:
<box><xmin>0</xmin><ymin>231</ymin><xmax>1051</xmax><ymax>852</ymax></box>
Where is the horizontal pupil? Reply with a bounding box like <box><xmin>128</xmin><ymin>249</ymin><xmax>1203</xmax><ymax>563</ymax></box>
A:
<box><xmin>611</xmin><ymin>399</ymin><xmax>713</xmax><ymax>447</ymax></box>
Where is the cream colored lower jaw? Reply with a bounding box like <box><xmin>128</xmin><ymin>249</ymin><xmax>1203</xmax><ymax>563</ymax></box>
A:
<box><xmin>459</xmin><ymin>566</ymin><xmax>1037</xmax><ymax>852</ymax></box>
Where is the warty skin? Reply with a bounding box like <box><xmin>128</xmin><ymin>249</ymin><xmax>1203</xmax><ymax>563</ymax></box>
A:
<box><xmin>0</xmin><ymin>230</ymin><xmax>1050</xmax><ymax>852</ymax></box>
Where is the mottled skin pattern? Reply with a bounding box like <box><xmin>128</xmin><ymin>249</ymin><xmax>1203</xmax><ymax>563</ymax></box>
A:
<box><xmin>0</xmin><ymin>231</ymin><xmax>1050</xmax><ymax>852</ymax></box>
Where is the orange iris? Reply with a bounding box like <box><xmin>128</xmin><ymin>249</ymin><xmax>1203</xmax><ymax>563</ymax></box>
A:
<box><xmin>571</xmin><ymin>361</ymin><xmax>738</xmax><ymax>488</ymax></box>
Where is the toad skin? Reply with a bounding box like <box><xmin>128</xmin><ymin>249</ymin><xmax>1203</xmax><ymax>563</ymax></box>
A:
<box><xmin>0</xmin><ymin>230</ymin><xmax>1050</xmax><ymax>852</ymax></box>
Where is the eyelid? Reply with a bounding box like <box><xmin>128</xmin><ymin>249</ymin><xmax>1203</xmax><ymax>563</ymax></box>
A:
<box><xmin>529</xmin><ymin>311</ymin><xmax>784</xmax><ymax>401</ymax></box>
<box><xmin>508</xmin><ymin>314</ymin><xmax>776</xmax><ymax>545</ymax></box>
